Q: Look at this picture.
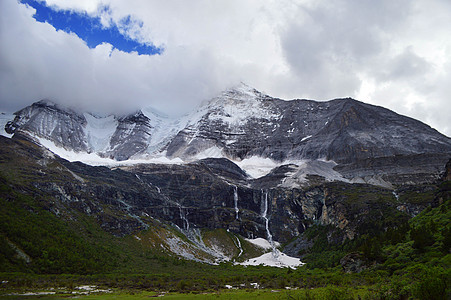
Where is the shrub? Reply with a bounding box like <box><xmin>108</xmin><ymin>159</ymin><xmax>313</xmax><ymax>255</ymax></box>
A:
<box><xmin>412</xmin><ymin>272</ymin><xmax>448</xmax><ymax>300</ymax></box>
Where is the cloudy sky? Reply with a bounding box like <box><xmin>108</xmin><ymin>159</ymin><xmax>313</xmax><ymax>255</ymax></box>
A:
<box><xmin>1</xmin><ymin>0</ymin><xmax>450</xmax><ymax>135</ymax></box>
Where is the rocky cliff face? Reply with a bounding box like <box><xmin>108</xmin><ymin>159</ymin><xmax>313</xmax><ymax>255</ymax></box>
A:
<box><xmin>5</xmin><ymin>101</ymin><xmax>156</xmax><ymax>160</ymax></box>
<box><xmin>5</xmin><ymin>100</ymin><xmax>89</xmax><ymax>152</ymax></box>
<box><xmin>1</xmin><ymin>135</ymin><xmax>441</xmax><ymax>247</ymax></box>
<box><xmin>105</xmin><ymin>111</ymin><xmax>153</xmax><ymax>160</ymax></box>
<box><xmin>444</xmin><ymin>159</ymin><xmax>451</xmax><ymax>181</ymax></box>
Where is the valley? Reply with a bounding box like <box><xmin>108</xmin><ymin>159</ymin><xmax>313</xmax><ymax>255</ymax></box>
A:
<box><xmin>0</xmin><ymin>85</ymin><xmax>450</xmax><ymax>299</ymax></box>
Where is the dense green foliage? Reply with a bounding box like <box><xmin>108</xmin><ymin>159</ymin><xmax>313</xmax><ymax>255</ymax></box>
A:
<box><xmin>299</xmin><ymin>184</ymin><xmax>413</xmax><ymax>269</ymax></box>
<box><xmin>299</xmin><ymin>193</ymin><xmax>450</xmax><ymax>299</ymax></box>
<box><xmin>0</xmin><ymin>183</ymin><xmax>119</xmax><ymax>274</ymax></box>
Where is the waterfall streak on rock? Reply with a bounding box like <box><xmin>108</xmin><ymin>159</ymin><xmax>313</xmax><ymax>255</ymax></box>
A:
<box><xmin>233</xmin><ymin>185</ymin><xmax>239</xmax><ymax>220</ymax></box>
<box><xmin>135</xmin><ymin>173</ymin><xmax>161</xmax><ymax>194</ymax></box>
<box><xmin>261</xmin><ymin>190</ymin><xmax>278</xmax><ymax>258</ymax></box>
<box><xmin>232</xmin><ymin>235</ymin><xmax>243</xmax><ymax>259</ymax></box>
<box><xmin>116</xmin><ymin>196</ymin><xmax>149</xmax><ymax>229</ymax></box>
<box><xmin>179</xmin><ymin>206</ymin><xmax>189</xmax><ymax>230</ymax></box>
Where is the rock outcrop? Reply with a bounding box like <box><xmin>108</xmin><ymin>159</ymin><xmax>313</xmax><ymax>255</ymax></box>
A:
<box><xmin>340</xmin><ymin>252</ymin><xmax>367</xmax><ymax>273</ymax></box>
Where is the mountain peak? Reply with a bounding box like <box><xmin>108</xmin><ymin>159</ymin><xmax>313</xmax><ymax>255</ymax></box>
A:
<box><xmin>29</xmin><ymin>99</ymin><xmax>86</xmax><ymax>118</ymax></box>
<box><xmin>35</xmin><ymin>99</ymin><xmax>57</xmax><ymax>107</ymax></box>
<box><xmin>221</xmin><ymin>82</ymin><xmax>262</xmax><ymax>99</ymax></box>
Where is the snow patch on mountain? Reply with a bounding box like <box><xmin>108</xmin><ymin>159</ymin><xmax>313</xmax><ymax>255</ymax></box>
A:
<box><xmin>31</xmin><ymin>134</ymin><xmax>184</xmax><ymax>166</ymax></box>
<box><xmin>206</xmin><ymin>83</ymin><xmax>281</xmax><ymax>127</ymax></box>
<box><xmin>234</xmin><ymin>156</ymin><xmax>280</xmax><ymax>178</ymax></box>
<box><xmin>279</xmin><ymin>160</ymin><xmax>349</xmax><ymax>188</ymax></box>
<box><xmin>301</xmin><ymin>135</ymin><xmax>312</xmax><ymax>142</ymax></box>
<box><xmin>30</xmin><ymin>131</ymin><xmax>342</xmax><ymax>181</ymax></box>
<box><xmin>239</xmin><ymin>250</ymin><xmax>304</xmax><ymax>268</ymax></box>
<box><xmin>142</xmin><ymin>108</ymin><xmax>184</xmax><ymax>154</ymax></box>
<box><xmin>242</xmin><ymin>237</ymin><xmax>303</xmax><ymax>268</ymax></box>
<box><xmin>245</xmin><ymin>238</ymin><xmax>281</xmax><ymax>250</ymax></box>
<box><xmin>194</xmin><ymin>146</ymin><xmax>224</xmax><ymax>160</ymax></box>
<box><xmin>83</xmin><ymin>113</ymin><xmax>117</xmax><ymax>152</ymax></box>
<box><xmin>32</xmin><ymin>134</ymin><xmax>117</xmax><ymax>165</ymax></box>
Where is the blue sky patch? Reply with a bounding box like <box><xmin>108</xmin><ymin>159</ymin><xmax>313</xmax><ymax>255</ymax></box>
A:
<box><xmin>21</xmin><ymin>0</ymin><xmax>162</xmax><ymax>55</ymax></box>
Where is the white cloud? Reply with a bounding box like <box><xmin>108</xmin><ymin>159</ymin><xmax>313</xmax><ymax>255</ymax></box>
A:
<box><xmin>0</xmin><ymin>0</ymin><xmax>450</xmax><ymax>136</ymax></box>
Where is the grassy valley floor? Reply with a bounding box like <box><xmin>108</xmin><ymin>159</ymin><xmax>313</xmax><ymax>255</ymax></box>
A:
<box><xmin>0</xmin><ymin>287</ymin><xmax>378</xmax><ymax>299</ymax></box>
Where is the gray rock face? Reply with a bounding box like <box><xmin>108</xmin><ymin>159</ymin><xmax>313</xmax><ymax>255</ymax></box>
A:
<box><xmin>444</xmin><ymin>159</ymin><xmax>451</xmax><ymax>181</ymax></box>
<box><xmin>335</xmin><ymin>153</ymin><xmax>449</xmax><ymax>185</ymax></box>
<box><xmin>166</xmin><ymin>84</ymin><xmax>451</xmax><ymax>164</ymax></box>
<box><xmin>6</xmin><ymin>100</ymin><xmax>88</xmax><ymax>152</ymax></box>
<box><xmin>5</xmin><ymin>101</ymin><xmax>155</xmax><ymax>160</ymax></box>
<box><xmin>0</xmin><ymin>135</ymin><xmax>444</xmax><ymax>251</ymax></box>
<box><xmin>106</xmin><ymin>111</ymin><xmax>153</xmax><ymax>161</ymax></box>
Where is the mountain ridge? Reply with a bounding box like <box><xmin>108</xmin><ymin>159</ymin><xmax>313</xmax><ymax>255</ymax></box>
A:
<box><xmin>4</xmin><ymin>84</ymin><xmax>451</xmax><ymax>186</ymax></box>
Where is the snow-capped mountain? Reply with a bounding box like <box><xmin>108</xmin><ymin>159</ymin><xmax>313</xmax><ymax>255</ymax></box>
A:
<box><xmin>2</xmin><ymin>85</ymin><xmax>451</xmax><ymax>269</ymax></box>
<box><xmin>4</xmin><ymin>99</ymin><xmax>194</xmax><ymax>161</ymax></box>
<box><xmin>5</xmin><ymin>100</ymin><xmax>89</xmax><ymax>152</ymax></box>
<box><xmin>166</xmin><ymin>84</ymin><xmax>451</xmax><ymax>164</ymax></box>
<box><xmin>4</xmin><ymin>83</ymin><xmax>451</xmax><ymax>185</ymax></box>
